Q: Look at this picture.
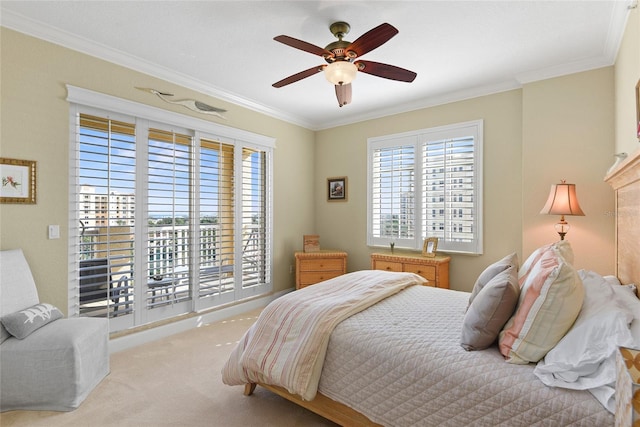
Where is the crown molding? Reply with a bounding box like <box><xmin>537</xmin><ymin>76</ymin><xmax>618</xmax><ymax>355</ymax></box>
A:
<box><xmin>1</xmin><ymin>2</ymin><xmax>631</xmax><ymax>132</ymax></box>
<box><xmin>0</xmin><ymin>9</ymin><xmax>315</xmax><ymax>130</ymax></box>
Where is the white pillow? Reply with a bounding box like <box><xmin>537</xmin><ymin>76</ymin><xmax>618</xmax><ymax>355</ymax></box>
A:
<box><xmin>602</xmin><ymin>275</ymin><xmax>622</xmax><ymax>287</ymax></box>
<box><xmin>601</xmin><ymin>273</ymin><xmax>640</xmax><ymax>345</ymax></box>
<box><xmin>534</xmin><ymin>270</ymin><xmax>636</xmax><ymax>412</ymax></box>
<box><xmin>609</xmin><ymin>282</ymin><xmax>640</xmax><ymax>346</ymax></box>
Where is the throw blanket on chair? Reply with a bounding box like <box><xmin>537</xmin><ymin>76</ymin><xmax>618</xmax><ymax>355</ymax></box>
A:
<box><xmin>222</xmin><ymin>270</ymin><xmax>425</xmax><ymax>400</ymax></box>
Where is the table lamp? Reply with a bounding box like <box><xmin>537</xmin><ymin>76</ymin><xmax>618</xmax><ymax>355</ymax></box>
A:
<box><xmin>540</xmin><ymin>180</ymin><xmax>585</xmax><ymax>240</ymax></box>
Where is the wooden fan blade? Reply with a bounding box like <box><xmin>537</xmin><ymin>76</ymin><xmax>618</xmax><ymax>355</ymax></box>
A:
<box><xmin>272</xmin><ymin>65</ymin><xmax>324</xmax><ymax>88</ymax></box>
<box><xmin>274</xmin><ymin>35</ymin><xmax>333</xmax><ymax>58</ymax></box>
<box><xmin>346</xmin><ymin>23</ymin><xmax>398</xmax><ymax>58</ymax></box>
<box><xmin>335</xmin><ymin>84</ymin><xmax>352</xmax><ymax>107</ymax></box>
<box><xmin>355</xmin><ymin>60</ymin><xmax>417</xmax><ymax>82</ymax></box>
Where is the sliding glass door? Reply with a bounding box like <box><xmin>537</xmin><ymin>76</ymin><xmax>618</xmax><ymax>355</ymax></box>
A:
<box><xmin>69</xmin><ymin>99</ymin><xmax>272</xmax><ymax>333</ymax></box>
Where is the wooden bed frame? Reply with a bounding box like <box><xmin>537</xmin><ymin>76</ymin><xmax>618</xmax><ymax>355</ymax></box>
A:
<box><xmin>604</xmin><ymin>148</ymin><xmax>640</xmax><ymax>290</ymax></box>
<box><xmin>243</xmin><ymin>148</ymin><xmax>640</xmax><ymax>426</ymax></box>
<box><xmin>244</xmin><ymin>383</ymin><xmax>382</xmax><ymax>426</ymax></box>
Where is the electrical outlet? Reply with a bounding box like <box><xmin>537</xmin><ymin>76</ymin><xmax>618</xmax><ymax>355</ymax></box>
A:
<box><xmin>289</xmin><ymin>265</ymin><xmax>293</xmax><ymax>274</ymax></box>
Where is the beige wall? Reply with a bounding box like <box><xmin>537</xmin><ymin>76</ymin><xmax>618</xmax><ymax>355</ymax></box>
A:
<box><xmin>614</xmin><ymin>5</ymin><xmax>640</xmax><ymax>156</ymax></box>
<box><xmin>0</xmin><ymin>29</ymin><xmax>315</xmax><ymax>312</ymax></box>
<box><xmin>315</xmin><ymin>91</ymin><xmax>524</xmax><ymax>291</ymax></box>
<box><xmin>522</xmin><ymin>68</ymin><xmax>615</xmax><ymax>275</ymax></box>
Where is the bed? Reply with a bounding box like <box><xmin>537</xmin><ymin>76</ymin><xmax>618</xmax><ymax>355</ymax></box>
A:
<box><xmin>222</xmin><ymin>149</ymin><xmax>640</xmax><ymax>426</ymax></box>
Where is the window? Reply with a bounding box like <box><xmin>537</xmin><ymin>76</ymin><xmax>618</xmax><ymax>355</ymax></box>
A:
<box><xmin>68</xmin><ymin>86</ymin><xmax>274</xmax><ymax>333</ymax></box>
<box><xmin>367</xmin><ymin>120</ymin><xmax>483</xmax><ymax>254</ymax></box>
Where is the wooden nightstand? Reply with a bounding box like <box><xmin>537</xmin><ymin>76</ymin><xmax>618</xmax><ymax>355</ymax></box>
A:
<box><xmin>295</xmin><ymin>250</ymin><xmax>347</xmax><ymax>289</ymax></box>
<box><xmin>370</xmin><ymin>253</ymin><xmax>450</xmax><ymax>288</ymax></box>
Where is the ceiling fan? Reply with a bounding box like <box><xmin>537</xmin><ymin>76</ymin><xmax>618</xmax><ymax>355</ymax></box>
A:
<box><xmin>272</xmin><ymin>22</ymin><xmax>417</xmax><ymax>107</ymax></box>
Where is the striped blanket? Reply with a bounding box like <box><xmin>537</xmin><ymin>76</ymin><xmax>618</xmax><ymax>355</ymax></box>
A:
<box><xmin>221</xmin><ymin>270</ymin><xmax>425</xmax><ymax>400</ymax></box>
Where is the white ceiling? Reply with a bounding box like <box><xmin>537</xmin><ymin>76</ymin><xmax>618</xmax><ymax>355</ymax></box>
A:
<box><xmin>0</xmin><ymin>1</ymin><xmax>633</xmax><ymax>130</ymax></box>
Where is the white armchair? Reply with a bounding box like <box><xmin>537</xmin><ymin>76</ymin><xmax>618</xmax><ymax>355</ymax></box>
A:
<box><xmin>0</xmin><ymin>249</ymin><xmax>109</xmax><ymax>411</ymax></box>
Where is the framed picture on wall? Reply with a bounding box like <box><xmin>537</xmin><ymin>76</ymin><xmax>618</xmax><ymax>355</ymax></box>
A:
<box><xmin>0</xmin><ymin>158</ymin><xmax>36</xmax><ymax>204</ymax></box>
<box><xmin>327</xmin><ymin>176</ymin><xmax>347</xmax><ymax>202</ymax></box>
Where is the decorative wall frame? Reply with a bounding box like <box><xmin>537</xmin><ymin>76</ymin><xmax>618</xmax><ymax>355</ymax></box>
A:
<box><xmin>0</xmin><ymin>158</ymin><xmax>37</xmax><ymax>204</ymax></box>
<box><xmin>327</xmin><ymin>176</ymin><xmax>347</xmax><ymax>202</ymax></box>
<box><xmin>422</xmin><ymin>237</ymin><xmax>438</xmax><ymax>257</ymax></box>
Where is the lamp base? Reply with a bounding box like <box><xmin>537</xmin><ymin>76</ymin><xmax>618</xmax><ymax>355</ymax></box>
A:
<box><xmin>555</xmin><ymin>216</ymin><xmax>570</xmax><ymax>241</ymax></box>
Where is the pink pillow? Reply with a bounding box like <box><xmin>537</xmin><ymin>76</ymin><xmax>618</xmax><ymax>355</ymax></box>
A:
<box><xmin>518</xmin><ymin>241</ymin><xmax>574</xmax><ymax>286</ymax></box>
<box><xmin>499</xmin><ymin>246</ymin><xmax>584</xmax><ymax>364</ymax></box>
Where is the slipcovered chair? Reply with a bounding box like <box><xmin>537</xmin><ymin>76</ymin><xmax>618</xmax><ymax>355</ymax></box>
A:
<box><xmin>0</xmin><ymin>249</ymin><xmax>109</xmax><ymax>411</ymax></box>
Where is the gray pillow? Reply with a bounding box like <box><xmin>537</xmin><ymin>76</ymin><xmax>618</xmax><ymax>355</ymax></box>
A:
<box><xmin>461</xmin><ymin>265</ymin><xmax>519</xmax><ymax>351</ymax></box>
<box><xmin>2</xmin><ymin>303</ymin><xmax>63</xmax><ymax>339</ymax></box>
<box><xmin>0</xmin><ymin>324</ymin><xmax>10</xmax><ymax>344</ymax></box>
<box><xmin>468</xmin><ymin>252</ymin><xmax>518</xmax><ymax>306</ymax></box>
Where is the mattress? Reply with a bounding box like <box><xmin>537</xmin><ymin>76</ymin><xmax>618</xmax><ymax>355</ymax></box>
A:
<box><xmin>318</xmin><ymin>285</ymin><xmax>614</xmax><ymax>426</ymax></box>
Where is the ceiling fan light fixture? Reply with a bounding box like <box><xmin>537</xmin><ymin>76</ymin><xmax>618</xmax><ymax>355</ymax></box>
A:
<box><xmin>324</xmin><ymin>61</ymin><xmax>357</xmax><ymax>85</ymax></box>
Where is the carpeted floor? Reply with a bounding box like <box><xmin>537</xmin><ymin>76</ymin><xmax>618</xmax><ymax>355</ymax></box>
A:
<box><xmin>0</xmin><ymin>308</ymin><xmax>337</xmax><ymax>427</ymax></box>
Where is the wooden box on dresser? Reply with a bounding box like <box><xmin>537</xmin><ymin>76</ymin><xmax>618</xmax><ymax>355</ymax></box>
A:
<box><xmin>370</xmin><ymin>252</ymin><xmax>451</xmax><ymax>289</ymax></box>
<box><xmin>295</xmin><ymin>250</ymin><xmax>348</xmax><ymax>289</ymax></box>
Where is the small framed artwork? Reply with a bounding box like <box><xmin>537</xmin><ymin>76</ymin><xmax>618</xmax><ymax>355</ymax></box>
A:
<box><xmin>303</xmin><ymin>234</ymin><xmax>320</xmax><ymax>252</ymax></box>
<box><xmin>327</xmin><ymin>176</ymin><xmax>347</xmax><ymax>202</ymax></box>
<box><xmin>422</xmin><ymin>237</ymin><xmax>438</xmax><ymax>257</ymax></box>
<box><xmin>0</xmin><ymin>158</ymin><xmax>36</xmax><ymax>204</ymax></box>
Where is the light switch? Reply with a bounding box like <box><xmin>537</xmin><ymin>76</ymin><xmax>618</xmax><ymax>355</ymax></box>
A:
<box><xmin>48</xmin><ymin>225</ymin><xmax>60</xmax><ymax>239</ymax></box>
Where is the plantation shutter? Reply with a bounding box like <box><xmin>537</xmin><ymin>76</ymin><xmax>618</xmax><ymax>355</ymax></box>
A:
<box><xmin>369</xmin><ymin>137</ymin><xmax>417</xmax><ymax>247</ymax></box>
<box><xmin>146</xmin><ymin>128</ymin><xmax>194</xmax><ymax>308</ymax></box>
<box><xmin>76</xmin><ymin>114</ymin><xmax>136</xmax><ymax>318</ymax></box>
<box><xmin>240</xmin><ymin>147</ymin><xmax>270</xmax><ymax>290</ymax></box>
<box><xmin>422</xmin><ymin>136</ymin><xmax>477</xmax><ymax>252</ymax></box>
<box><xmin>198</xmin><ymin>139</ymin><xmax>235</xmax><ymax>298</ymax></box>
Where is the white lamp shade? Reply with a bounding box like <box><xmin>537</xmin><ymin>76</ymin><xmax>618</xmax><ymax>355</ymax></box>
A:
<box><xmin>540</xmin><ymin>182</ymin><xmax>585</xmax><ymax>216</ymax></box>
<box><xmin>324</xmin><ymin>61</ymin><xmax>357</xmax><ymax>85</ymax></box>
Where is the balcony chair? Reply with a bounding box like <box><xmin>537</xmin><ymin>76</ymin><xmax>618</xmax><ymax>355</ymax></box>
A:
<box><xmin>147</xmin><ymin>263</ymin><xmax>235</xmax><ymax>304</ymax></box>
<box><xmin>79</xmin><ymin>257</ymin><xmax>131</xmax><ymax>314</ymax></box>
<box><xmin>0</xmin><ymin>249</ymin><xmax>109</xmax><ymax>412</ymax></box>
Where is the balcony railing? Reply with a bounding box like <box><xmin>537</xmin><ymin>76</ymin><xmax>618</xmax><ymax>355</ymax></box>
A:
<box><xmin>78</xmin><ymin>224</ymin><xmax>259</xmax><ymax>315</ymax></box>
